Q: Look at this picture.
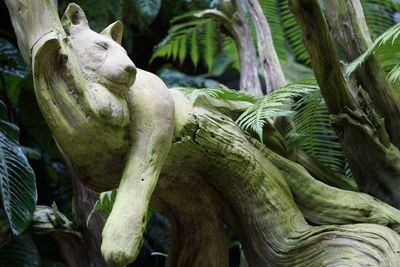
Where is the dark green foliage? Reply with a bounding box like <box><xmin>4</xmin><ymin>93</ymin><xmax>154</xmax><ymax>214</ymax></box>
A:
<box><xmin>0</xmin><ymin>128</ymin><xmax>37</xmax><ymax>235</ymax></box>
<box><xmin>0</xmin><ymin>38</ymin><xmax>30</xmax><ymax>107</ymax></box>
<box><xmin>287</xmin><ymin>87</ymin><xmax>346</xmax><ymax>174</ymax></box>
<box><xmin>151</xmin><ymin>13</ymin><xmax>220</xmax><ymax>70</ymax></box>
<box><xmin>158</xmin><ymin>68</ymin><xmax>221</xmax><ymax>88</ymax></box>
<box><xmin>0</xmin><ymin>38</ymin><xmax>29</xmax><ymax>78</ymax></box>
<box><xmin>361</xmin><ymin>0</ymin><xmax>396</xmax><ymax>39</ymax></box>
<box><xmin>346</xmin><ymin>22</ymin><xmax>400</xmax><ymax>83</ymax></box>
<box><xmin>61</xmin><ymin>0</ymin><xmax>124</xmax><ymax>31</ymax></box>
<box><xmin>236</xmin><ymin>80</ymin><xmax>316</xmax><ymax>140</ymax></box>
<box><xmin>128</xmin><ymin>0</ymin><xmax>162</xmax><ymax>30</ymax></box>
<box><xmin>0</xmin><ymin>234</ymin><xmax>41</xmax><ymax>266</ymax></box>
<box><xmin>259</xmin><ymin>0</ymin><xmax>287</xmax><ymax>61</ymax></box>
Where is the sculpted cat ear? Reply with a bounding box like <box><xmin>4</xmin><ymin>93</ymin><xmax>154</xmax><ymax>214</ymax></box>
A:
<box><xmin>61</xmin><ymin>3</ymin><xmax>89</xmax><ymax>34</ymax></box>
<box><xmin>100</xmin><ymin>21</ymin><xmax>123</xmax><ymax>44</ymax></box>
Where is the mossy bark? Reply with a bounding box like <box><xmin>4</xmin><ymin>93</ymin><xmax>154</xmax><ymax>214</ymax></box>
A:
<box><xmin>6</xmin><ymin>1</ymin><xmax>400</xmax><ymax>267</ymax></box>
<box><xmin>289</xmin><ymin>0</ymin><xmax>400</xmax><ymax>208</ymax></box>
<box><xmin>323</xmin><ymin>0</ymin><xmax>400</xmax><ymax>148</ymax></box>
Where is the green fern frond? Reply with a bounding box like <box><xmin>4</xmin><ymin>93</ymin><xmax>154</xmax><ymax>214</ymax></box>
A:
<box><xmin>222</xmin><ymin>34</ymin><xmax>240</xmax><ymax>71</ymax></box>
<box><xmin>288</xmin><ymin>90</ymin><xmax>346</xmax><ymax>173</ymax></box>
<box><xmin>236</xmin><ymin>78</ymin><xmax>347</xmax><ymax>174</ymax></box>
<box><xmin>150</xmin><ymin>17</ymin><xmax>210</xmax><ymax>64</ymax></box>
<box><xmin>279</xmin><ymin>0</ymin><xmax>310</xmax><ymax>65</ymax></box>
<box><xmin>151</xmin><ymin>11</ymin><xmax>221</xmax><ymax>71</ymax></box>
<box><xmin>259</xmin><ymin>0</ymin><xmax>287</xmax><ymax>62</ymax></box>
<box><xmin>346</xmin><ymin>22</ymin><xmax>400</xmax><ymax>79</ymax></box>
<box><xmin>236</xmin><ymin>79</ymin><xmax>317</xmax><ymax>140</ymax></box>
<box><xmin>361</xmin><ymin>0</ymin><xmax>395</xmax><ymax>39</ymax></box>
<box><xmin>176</xmin><ymin>87</ymin><xmax>257</xmax><ymax>104</ymax></box>
<box><xmin>190</xmin><ymin>30</ymin><xmax>200</xmax><ymax>67</ymax></box>
<box><xmin>170</xmin><ymin>11</ymin><xmax>199</xmax><ymax>24</ymax></box>
<box><xmin>202</xmin><ymin>20</ymin><xmax>218</xmax><ymax>70</ymax></box>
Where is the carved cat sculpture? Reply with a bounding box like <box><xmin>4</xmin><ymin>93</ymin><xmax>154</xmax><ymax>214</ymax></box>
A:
<box><xmin>33</xmin><ymin>3</ymin><xmax>175</xmax><ymax>266</ymax></box>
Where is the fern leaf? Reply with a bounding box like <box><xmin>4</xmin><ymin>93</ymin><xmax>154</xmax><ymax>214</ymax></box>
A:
<box><xmin>259</xmin><ymin>0</ymin><xmax>287</xmax><ymax>62</ymax></box>
<box><xmin>190</xmin><ymin>30</ymin><xmax>200</xmax><ymax>67</ymax></box>
<box><xmin>202</xmin><ymin>20</ymin><xmax>218</xmax><ymax>71</ymax></box>
<box><xmin>150</xmin><ymin>15</ymin><xmax>210</xmax><ymax>65</ymax></box>
<box><xmin>222</xmin><ymin>34</ymin><xmax>240</xmax><ymax>71</ymax></box>
<box><xmin>236</xmin><ymin>79</ymin><xmax>317</xmax><ymax>140</ymax></box>
<box><xmin>361</xmin><ymin>0</ymin><xmax>395</xmax><ymax>39</ymax></box>
<box><xmin>346</xmin><ymin>23</ymin><xmax>400</xmax><ymax>77</ymax></box>
<box><xmin>280</xmin><ymin>0</ymin><xmax>310</xmax><ymax>65</ymax></box>
<box><xmin>178</xmin><ymin>35</ymin><xmax>188</xmax><ymax>64</ymax></box>
<box><xmin>288</xmin><ymin>90</ymin><xmax>346</xmax><ymax>173</ymax></box>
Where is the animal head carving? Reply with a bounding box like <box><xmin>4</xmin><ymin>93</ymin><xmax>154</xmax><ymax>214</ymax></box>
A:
<box><xmin>61</xmin><ymin>4</ymin><xmax>136</xmax><ymax>95</ymax></box>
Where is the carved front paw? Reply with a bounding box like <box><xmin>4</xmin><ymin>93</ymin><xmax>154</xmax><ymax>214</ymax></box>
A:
<box><xmin>101</xmin><ymin>233</ymin><xmax>143</xmax><ymax>267</ymax></box>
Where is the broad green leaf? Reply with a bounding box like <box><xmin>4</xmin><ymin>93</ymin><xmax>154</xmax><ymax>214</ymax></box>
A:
<box><xmin>0</xmin><ymin>130</ymin><xmax>37</xmax><ymax>235</ymax></box>
<box><xmin>0</xmin><ymin>38</ymin><xmax>29</xmax><ymax>78</ymax></box>
<box><xmin>87</xmin><ymin>190</ymin><xmax>155</xmax><ymax>229</ymax></box>
<box><xmin>0</xmin><ymin>234</ymin><xmax>41</xmax><ymax>266</ymax></box>
<box><xmin>86</xmin><ymin>189</ymin><xmax>118</xmax><ymax>226</ymax></box>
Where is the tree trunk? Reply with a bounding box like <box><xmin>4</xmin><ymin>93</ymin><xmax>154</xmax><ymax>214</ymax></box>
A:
<box><xmin>230</xmin><ymin>0</ymin><xmax>263</xmax><ymax>96</ymax></box>
<box><xmin>6</xmin><ymin>1</ymin><xmax>400</xmax><ymax>266</ymax></box>
<box><xmin>289</xmin><ymin>0</ymin><xmax>400</xmax><ymax>208</ymax></box>
<box><xmin>72</xmin><ymin>178</ymin><xmax>106</xmax><ymax>267</ymax></box>
<box><xmin>195</xmin><ymin>3</ymin><xmax>263</xmax><ymax>96</ymax></box>
<box><xmin>243</xmin><ymin>0</ymin><xmax>286</xmax><ymax>93</ymax></box>
<box><xmin>323</xmin><ymin>0</ymin><xmax>400</xmax><ymax>148</ymax></box>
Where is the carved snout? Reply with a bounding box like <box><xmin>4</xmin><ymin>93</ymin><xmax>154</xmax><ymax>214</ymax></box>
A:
<box><xmin>124</xmin><ymin>64</ymin><xmax>137</xmax><ymax>88</ymax></box>
<box><xmin>124</xmin><ymin>65</ymin><xmax>136</xmax><ymax>75</ymax></box>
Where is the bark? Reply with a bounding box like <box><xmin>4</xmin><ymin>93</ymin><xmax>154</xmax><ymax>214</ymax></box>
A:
<box><xmin>289</xmin><ymin>0</ymin><xmax>400</xmax><ymax>208</ymax></box>
<box><xmin>218</xmin><ymin>1</ymin><xmax>263</xmax><ymax>96</ymax></box>
<box><xmin>51</xmin><ymin>233</ymin><xmax>90</xmax><ymax>267</ymax></box>
<box><xmin>243</xmin><ymin>0</ymin><xmax>286</xmax><ymax>93</ymax></box>
<box><xmin>324</xmin><ymin>0</ymin><xmax>400</xmax><ymax>148</ymax></box>
<box><xmin>72</xmin><ymin>178</ymin><xmax>106</xmax><ymax>267</ymax></box>
<box><xmin>195</xmin><ymin>4</ymin><xmax>263</xmax><ymax>96</ymax></box>
<box><xmin>160</xmin><ymin>99</ymin><xmax>400</xmax><ymax>266</ymax></box>
<box><xmin>7</xmin><ymin>1</ymin><xmax>400</xmax><ymax>267</ymax></box>
<box><xmin>4</xmin><ymin>0</ymin><xmax>63</xmax><ymax>65</ymax></box>
<box><xmin>230</xmin><ymin>0</ymin><xmax>262</xmax><ymax>96</ymax></box>
<box><xmin>294</xmin><ymin>148</ymin><xmax>358</xmax><ymax>191</ymax></box>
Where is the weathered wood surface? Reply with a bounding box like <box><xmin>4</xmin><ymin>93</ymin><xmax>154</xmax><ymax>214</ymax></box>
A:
<box><xmin>289</xmin><ymin>0</ymin><xmax>400</xmax><ymax>208</ymax></box>
<box><xmin>6</xmin><ymin>1</ymin><xmax>400</xmax><ymax>266</ymax></box>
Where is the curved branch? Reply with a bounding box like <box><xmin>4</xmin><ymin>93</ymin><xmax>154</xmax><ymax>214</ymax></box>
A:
<box><xmin>324</xmin><ymin>0</ymin><xmax>400</xmax><ymax>149</ymax></box>
<box><xmin>289</xmin><ymin>0</ymin><xmax>400</xmax><ymax>208</ymax></box>
<box><xmin>243</xmin><ymin>0</ymin><xmax>286</xmax><ymax>93</ymax></box>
